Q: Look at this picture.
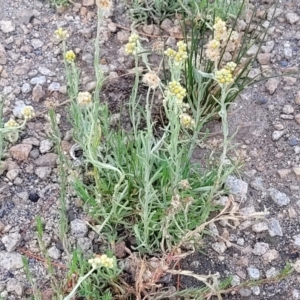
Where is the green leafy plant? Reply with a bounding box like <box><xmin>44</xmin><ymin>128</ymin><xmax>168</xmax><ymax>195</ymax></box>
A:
<box><xmin>130</xmin><ymin>0</ymin><xmax>245</xmax><ymax>24</ymax></box>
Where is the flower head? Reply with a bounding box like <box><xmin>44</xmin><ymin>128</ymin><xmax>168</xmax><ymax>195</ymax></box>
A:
<box><xmin>168</xmin><ymin>81</ymin><xmax>186</xmax><ymax>100</ymax></box>
<box><xmin>77</xmin><ymin>92</ymin><xmax>92</xmax><ymax>107</ymax></box>
<box><xmin>55</xmin><ymin>28</ymin><xmax>69</xmax><ymax>41</ymax></box>
<box><xmin>96</xmin><ymin>0</ymin><xmax>113</xmax><ymax>10</ymax></box>
<box><xmin>224</xmin><ymin>62</ymin><xmax>237</xmax><ymax>73</ymax></box>
<box><xmin>165</xmin><ymin>41</ymin><xmax>188</xmax><ymax>63</ymax></box>
<box><xmin>65</xmin><ymin>50</ymin><xmax>76</xmax><ymax>63</ymax></box>
<box><xmin>179</xmin><ymin>113</ymin><xmax>195</xmax><ymax>129</ymax></box>
<box><xmin>142</xmin><ymin>72</ymin><xmax>161</xmax><ymax>89</ymax></box>
<box><xmin>213</xmin><ymin>17</ymin><xmax>227</xmax><ymax>41</ymax></box>
<box><xmin>205</xmin><ymin>39</ymin><xmax>220</xmax><ymax>62</ymax></box>
<box><xmin>88</xmin><ymin>254</ymin><xmax>114</xmax><ymax>269</ymax></box>
<box><xmin>4</xmin><ymin>119</ymin><xmax>18</xmax><ymax>128</ymax></box>
<box><xmin>165</xmin><ymin>48</ymin><xmax>176</xmax><ymax>58</ymax></box>
<box><xmin>215</xmin><ymin>68</ymin><xmax>234</xmax><ymax>85</ymax></box>
<box><xmin>229</xmin><ymin>31</ymin><xmax>239</xmax><ymax>42</ymax></box>
<box><xmin>179</xmin><ymin>179</ymin><xmax>191</xmax><ymax>190</ymax></box>
<box><xmin>125</xmin><ymin>34</ymin><xmax>139</xmax><ymax>55</ymax></box>
<box><xmin>22</xmin><ymin>106</ymin><xmax>35</xmax><ymax>120</ymax></box>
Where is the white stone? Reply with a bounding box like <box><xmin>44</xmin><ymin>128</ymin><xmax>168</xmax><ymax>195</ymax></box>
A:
<box><xmin>252</xmin><ymin>242</ymin><xmax>269</xmax><ymax>255</ymax></box>
<box><xmin>0</xmin><ymin>20</ymin><xmax>15</xmax><ymax>33</ymax></box>
<box><xmin>47</xmin><ymin>246</ymin><xmax>61</xmax><ymax>260</ymax></box>
<box><xmin>1</xmin><ymin>232</ymin><xmax>22</xmax><ymax>252</ymax></box>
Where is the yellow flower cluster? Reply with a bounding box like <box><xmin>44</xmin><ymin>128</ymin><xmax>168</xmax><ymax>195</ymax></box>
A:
<box><xmin>4</xmin><ymin>119</ymin><xmax>18</xmax><ymax>128</ymax></box>
<box><xmin>22</xmin><ymin>106</ymin><xmax>35</xmax><ymax>120</ymax></box>
<box><xmin>179</xmin><ymin>113</ymin><xmax>195</xmax><ymax>129</ymax></box>
<box><xmin>55</xmin><ymin>28</ymin><xmax>69</xmax><ymax>41</ymax></box>
<box><xmin>215</xmin><ymin>68</ymin><xmax>233</xmax><ymax>84</ymax></box>
<box><xmin>224</xmin><ymin>61</ymin><xmax>237</xmax><ymax>73</ymax></box>
<box><xmin>165</xmin><ymin>41</ymin><xmax>188</xmax><ymax>63</ymax></box>
<box><xmin>125</xmin><ymin>33</ymin><xmax>139</xmax><ymax>55</ymax></box>
<box><xmin>168</xmin><ymin>81</ymin><xmax>186</xmax><ymax>100</ymax></box>
<box><xmin>88</xmin><ymin>254</ymin><xmax>114</xmax><ymax>269</ymax></box>
<box><xmin>77</xmin><ymin>91</ymin><xmax>92</xmax><ymax>106</ymax></box>
<box><xmin>65</xmin><ymin>50</ymin><xmax>76</xmax><ymax>63</ymax></box>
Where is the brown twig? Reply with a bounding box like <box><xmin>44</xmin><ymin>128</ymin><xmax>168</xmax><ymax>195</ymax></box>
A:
<box><xmin>18</xmin><ymin>247</ymin><xmax>68</xmax><ymax>269</ymax></box>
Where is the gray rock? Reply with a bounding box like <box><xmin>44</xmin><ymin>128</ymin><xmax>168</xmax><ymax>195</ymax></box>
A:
<box><xmin>47</xmin><ymin>246</ymin><xmax>61</xmax><ymax>260</ymax></box>
<box><xmin>251</xmin><ymin>286</ymin><xmax>260</xmax><ymax>296</ymax></box>
<box><xmin>16</xmin><ymin>192</ymin><xmax>29</xmax><ymax>201</ymax></box>
<box><xmin>293</xmin><ymin>235</ymin><xmax>300</xmax><ymax>247</ymax></box>
<box><xmin>261</xmin><ymin>41</ymin><xmax>275</xmax><ymax>53</ymax></box>
<box><xmin>239</xmin><ymin>288</ymin><xmax>252</xmax><ymax>297</ymax></box>
<box><xmin>282</xmin><ymin>104</ymin><xmax>294</xmax><ymax>114</ymax></box>
<box><xmin>34</xmin><ymin>153</ymin><xmax>57</xmax><ymax>167</ymax></box>
<box><xmin>30</xmin><ymin>76</ymin><xmax>46</xmax><ymax>85</ymax></box>
<box><xmin>21</xmin><ymin>83</ymin><xmax>31</xmax><ymax>93</ymax></box>
<box><xmin>225</xmin><ymin>176</ymin><xmax>248</xmax><ymax>202</ymax></box>
<box><xmin>9</xmin><ymin>144</ymin><xmax>32</xmax><ymax>161</ymax></box>
<box><xmin>265</xmin><ymin>267</ymin><xmax>279</xmax><ymax>278</ymax></box>
<box><xmin>48</xmin><ymin>82</ymin><xmax>60</xmax><ymax>92</ymax></box>
<box><xmin>268</xmin><ymin>188</ymin><xmax>290</xmax><ymax>206</ymax></box>
<box><xmin>32</xmin><ymin>84</ymin><xmax>45</xmax><ymax>102</ymax></box>
<box><xmin>0</xmin><ymin>252</ymin><xmax>23</xmax><ymax>270</ymax></box>
<box><xmin>35</xmin><ymin>167</ymin><xmax>52</xmax><ymax>179</ymax></box>
<box><xmin>0</xmin><ymin>20</ymin><xmax>15</xmax><ymax>33</ymax></box>
<box><xmin>247</xmin><ymin>267</ymin><xmax>260</xmax><ymax>280</ymax></box>
<box><xmin>246</xmin><ymin>44</ymin><xmax>259</xmax><ymax>56</ymax></box>
<box><xmin>250</xmin><ymin>177</ymin><xmax>265</xmax><ymax>191</ymax></box>
<box><xmin>272</xmin><ymin>130</ymin><xmax>284</xmax><ymax>141</ymax></box>
<box><xmin>286</xmin><ymin>12</ymin><xmax>300</xmax><ymax>24</ymax></box>
<box><xmin>31</xmin><ymin>39</ymin><xmax>44</xmax><ymax>49</ymax></box>
<box><xmin>211</xmin><ymin>242</ymin><xmax>226</xmax><ymax>254</ymax></box>
<box><xmin>231</xmin><ymin>275</ymin><xmax>241</xmax><ymax>287</ymax></box>
<box><xmin>40</xmin><ymin>139</ymin><xmax>53</xmax><ymax>154</ymax></box>
<box><xmin>82</xmin><ymin>0</ymin><xmax>95</xmax><ymax>6</ymax></box>
<box><xmin>77</xmin><ymin>237</ymin><xmax>92</xmax><ymax>252</ymax></box>
<box><xmin>265</xmin><ymin>78</ymin><xmax>280</xmax><ymax>94</ymax></box>
<box><xmin>284</xmin><ymin>46</ymin><xmax>293</xmax><ymax>59</ymax></box>
<box><xmin>292</xmin><ymin>290</ymin><xmax>300</xmax><ymax>299</ymax></box>
<box><xmin>294</xmin><ymin>260</ymin><xmax>300</xmax><ymax>273</ymax></box>
<box><xmin>257</xmin><ymin>53</ymin><xmax>271</xmax><ymax>65</ymax></box>
<box><xmin>252</xmin><ymin>242</ymin><xmax>269</xmax><ymax>255</ymax></box>
<box><xmin>30</xmin><ymin>149</ymin><xmax>40</xmax><ymax>159</ymax></box>
<box><xmin>268</xmin><ymin>218</ymin><xmax>283</xmax><ymax>236</ymax></box>
<box><xmin>295</xmin><ymin>91</ymin><xmax>300</xmax><ymax>105</ymax></box>
<box><xmin>0</xmin><ymin>44</ymin><xmax>7</xmax><ymax>64</ymax></box>
<box><xmin>252</xmin><ymin>222</ymin><xmax>268</xmax><ymax>233</ymax></box>
<box><xmin>71</xmin><ymin>219</ymin><xmax>88</xmax><ymax>238</ymax></box>
<box><xmin>6</xmin><ymin>279</ymin><xmax>23</xmax><ymax>296</ymax></box>
<box><xmin>280</xmin><ymin>114</ymin><xmax>294</xmax><ymax>120</ymax></box>
<box><xmin>117</xmin><ymin>30</ymin><xmax>130</xmax><ymax>43</ymax></box>
<box><xmin>12</xmin><ymin>101</ymin><xmax>26</xmax><ymax>118</ymax></box>
<box><xmin>1</xmin><ymin>232</ymin><xmax>22</xmax><ymax>252</ymax></box>
<box><xmin>6</xmin><ymin>169</ymin><xmax>19</xmax><ymax>181</ymax></box>
<box><xmin>267</xmin><ymin>7</ymin><xmax>283</xmax><ymax>21</ymax></box>
<box><xmin>160</xmin><ymin>18</ymin><xmax>173</xmax><ymax>32</ymax></box>
<box><xmin>22</xmin><ymin>137</ymin><xmax>40</xmax><ymax>146</ymax></box>
<box><xmin>38</xmin><ymin>66</ymin><xmax>55</xmax><ymax>76</ymax></box>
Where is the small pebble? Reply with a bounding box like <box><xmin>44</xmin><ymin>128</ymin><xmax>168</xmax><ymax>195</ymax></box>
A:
<box><xmin>29</xmin><ymin>193</ymin><xmax>40</xmax><ymax>202</ymax></box>
<box><xmin>289</xmin><ymin>138</ymin><xmax>298</xmax><ymax>146</ymax></box>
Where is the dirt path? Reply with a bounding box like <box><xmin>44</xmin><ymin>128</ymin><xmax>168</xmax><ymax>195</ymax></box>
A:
<box><xmin>0</xmin><ymin>0</ymin><xmax>300</xmax><ymax>299</ymax></box>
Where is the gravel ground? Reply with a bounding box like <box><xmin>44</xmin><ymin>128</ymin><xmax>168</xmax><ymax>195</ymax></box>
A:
<box><xmin>0</xmin><ymin>0</ymin><xmax>300</xmax><ymax>299</ymax></box>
